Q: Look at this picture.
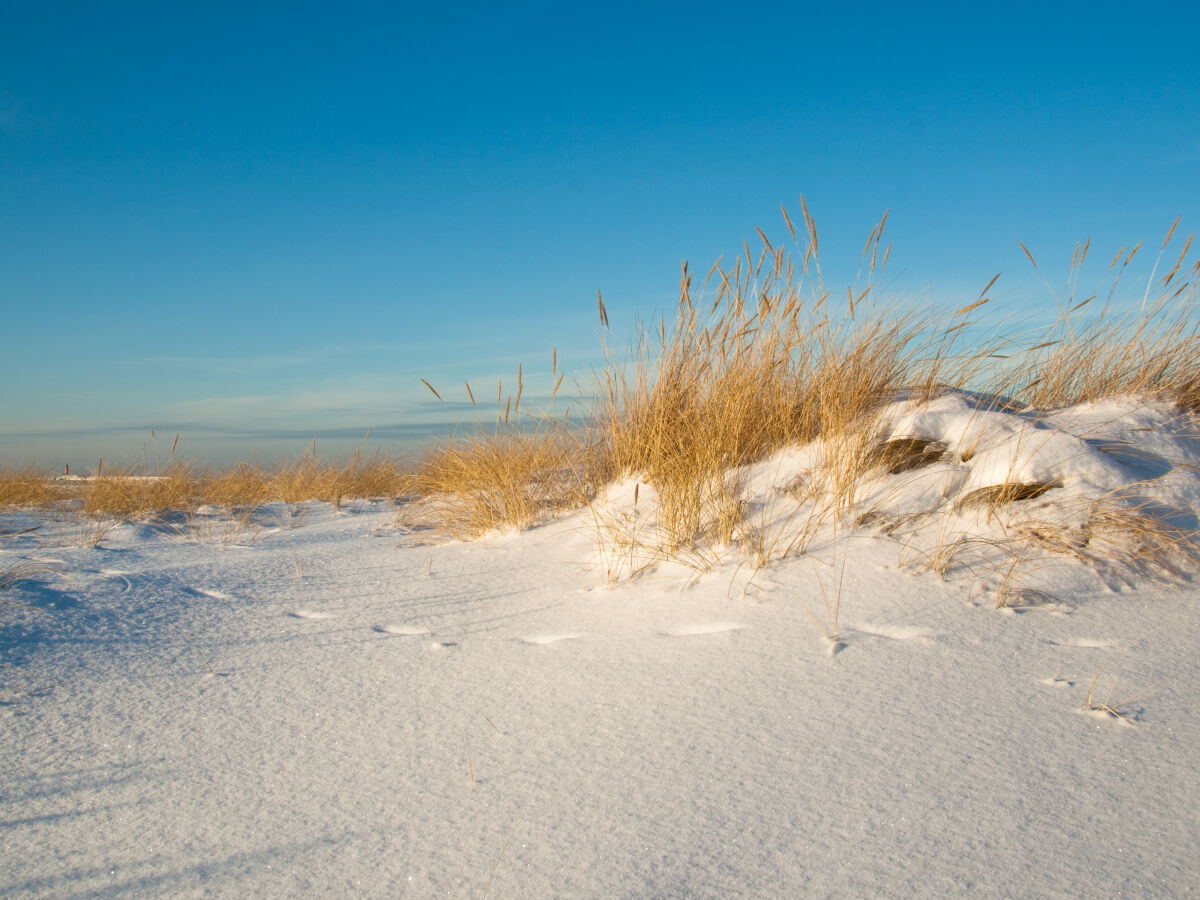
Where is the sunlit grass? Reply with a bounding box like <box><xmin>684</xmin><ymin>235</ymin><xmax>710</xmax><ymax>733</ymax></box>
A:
<box><xmin>3</xmin><ymin>201</ymin><xmax>1197</xmax><ymax>589</ymax></box>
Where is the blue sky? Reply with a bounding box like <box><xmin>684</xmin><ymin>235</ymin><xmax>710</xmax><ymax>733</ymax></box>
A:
<box><xmin>2</xmin><ymin>1</ymin><xmax>1198</xmax><ymax>468</ymax></box>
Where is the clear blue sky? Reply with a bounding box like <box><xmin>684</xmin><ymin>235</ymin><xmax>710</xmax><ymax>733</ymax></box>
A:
<box><xmin>3</xmin><ymin>1</ymin><xmax>1198</xmax><ymax>468</ymax></box>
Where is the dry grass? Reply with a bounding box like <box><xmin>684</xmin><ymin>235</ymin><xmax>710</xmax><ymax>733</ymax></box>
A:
<box><xmin>407</xmin><ymin>425</ymin><xmax>601</xmax><ymax>539</ymax></box>
<box><xmin>0</xmin><ymin>450</ymin><xmax>413</xmax><ymax>522</ymax></box>
<box><xmin>80</xmin><ymin>467</ymin><xmax>198</xmax><ymax>518</ymax></box>
<box><xmin>955</xmin><ymin>479</ymin><xmax>1061</xmax><ymax>512</ymax></box>
<box><xmin>0</xmin><ymin>468</ymin><xmax>61</xmax><ymax>507</ymax></box>
<box><xmin>582</xmin><ymin>206</ymin><xmax>978</xmax><ymax>567</ymax></box>
<box><xmin>0</xmin><ymin>558</ymin><xmax>55</xmax><ymax>592</ymax></box>
<box><xmin>4</xmin><ymin>204</ymin><xmax>1197</xmax><ymax>594</ymax></box>
<box><xmin>384</xmin><ymin>204</ymin><xmax>1200</xmax><ymax>596</ymax></box>
<box><xmin>998</xmin><ymin>227</ymin><xmax>1200</xmax><ymax>410</ymax></box>
<box><xmin>576</xmin><ymin>202</ymin><xmax>1036</xmax><ymax>570</ymax></box>
<box><xmin>866</xmin><ymin>437</ymin><xmax>948</xmax><ymax>475</ymax></box>
<box><xmin>1015</xmin><ymin>496</ymin><xmax>1200</xmax><ymax>582</ymax></box>
<box><xmin>199</xmin><ymin>449</ymin><xmax>412</xmax><ymax>509</ymax></box>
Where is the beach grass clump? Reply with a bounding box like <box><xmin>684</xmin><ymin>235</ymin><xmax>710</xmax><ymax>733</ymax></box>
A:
<box><xmin>955</xmin><ymin>480</ymin><xmax>1061</xmax><ymax>512</ymax></box>
<box><xmin>0</xmin><ymin>468</ymin><xmax>60</xmax><ymax>508</ymax></box>
<box><xmin>198</xmin><ymin>463</ymin><xmax>273</xmax><ymax>509</ymax></box>
<box><xmin>1015</xmin><ymin>496</ymin><xmax>1200</xmax><ymax>582</ymax></box>
<box><xmin>586</xmin><ymin>202</ymin><xmax>1003</xmax><ymax>564</ymax></box>
<box><xmin>0</xmin><ymin>558</ymin><xmax>55</xmax><ymax>592</ymax></box>
<box><xmin>0</xmin><ymin>451</ymin><xmax>414</xmax><ymax>523</ymax></box>
<box><xmin>407</xmin><ymin>425</ymin><xmax>602</xmax><ymax>539</ymax></box>
<box><xmin>866</xmin><ymin>438</ymin><xmax>947</xmax><ymax>475</ymax></box>
<box><xmin>80</xmin><ymin>465</ymin><xmax>198</xmax><ymax>518</ymax></box>
<box><xmin>6</xmin><ymin>202</ymin><xmax>1198</xmax><ymax>590</ymax></box>
<box><xmin>192</xmin><ymin>452</ymin><xmax>413</xmax><ymax>511</ymax></box>
<box><xmin>406</xmin><ymin>202</ymin><xmax>1199</xmax><ymax>592</ymax></box>
<box><xmin>997</xmin><ymin>225</ymin><xmax>1200</xmax><ymax>410</ymax></box>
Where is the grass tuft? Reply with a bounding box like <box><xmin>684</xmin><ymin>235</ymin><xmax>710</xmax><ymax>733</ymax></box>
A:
<box><xmin>406</xmin><ymin>425</ymin><xmax>602</xmax><ymax>539</ymax></box>
<box><xmin>956</xmin><ymin>480</ymin><xmax>1062</xmax><ymax>511</ymax></box>
<box><xmin>866</xmin><ymin>438</ymin><xmax>947</xmax><ymax>475</ymax></box>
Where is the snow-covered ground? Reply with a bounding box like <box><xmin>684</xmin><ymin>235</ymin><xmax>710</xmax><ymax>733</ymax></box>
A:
<box><xmin>3</xmin><ymin>394</ymin><xmax>1199</xmax><ymax>897</ymax></box>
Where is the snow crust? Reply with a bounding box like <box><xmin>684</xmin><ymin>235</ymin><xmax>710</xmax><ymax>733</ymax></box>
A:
<box><xmin>2</xmin><ymin>393</ymin><xmax>1199</xmax><ymax>897</ymax></box>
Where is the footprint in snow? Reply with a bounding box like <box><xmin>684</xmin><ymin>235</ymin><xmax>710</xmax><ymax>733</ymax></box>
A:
<box><xmin>854</xmin><ymin>623</ymin><xmax>935</xmax><ymax>645</ymax></box>
<box><xmin>183</xmin><ymin>586</ymin><xmax>233</xmax><ymax>600</ymax></box>
<box><xmin>520</xmin><ymin>633</ymin><xmax>584</xmax><ymax>645</ymax></box>
<box><xmin>663</xmin><ymin>622</ymin><xmax>747</xmax><ymax>637</ymax></box>
<box><xmin>1039</xmin><ymin>676</ymin><xmax>1075</xmax><ymax>688</ymax></box>
<box><xmin>1053</xmin><ymin>637</ymin><xmax>1116</xmax><ymax>650</ymax></box>
<box><xmin>824</xmin><ymin>636</ymin><xmax>848</xmax><ymax>656</ymax></box>
<box><xmin>1079</xmin><ymin>706</ymin><xmax>1137</xmax><ymax>728</ymax></box>
<box><xmin>375</xmin><ymin>624</ymin><xmax>430</xmax><ymax>636</ymax></box>
<box><xmin>291</xmin><ymin>610</ymin><xmax>333</xmax><ymax>620</ymax></box>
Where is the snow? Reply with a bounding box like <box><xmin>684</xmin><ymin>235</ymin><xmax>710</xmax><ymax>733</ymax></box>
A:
<box><xmin>2</xmin><ymin>393</ymin><xmax>1199</xmax><ymax>897</ymax></box>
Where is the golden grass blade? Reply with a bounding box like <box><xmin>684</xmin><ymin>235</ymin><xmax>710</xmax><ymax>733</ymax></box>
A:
<box><xmin>955</xmin><ymin>297</ymin><xmax>990</xmax><ymax>316</ymax></box>
<box><xmin>979</xmin><ymin>272</ymin><xmax>1001</xmax><ymax>298</ymax></box>
<box><xmin>943</xmin><ymin>321</ymin><xmax>969</xmax><ymax>337</ymax></box>
<box><xmin>465</xmin><ymin>380</ymin><xmax>476</xmax><ymax>406</ymax></box>
<box><xmin>1018</xmin><ymin>240</ymin><xmax>1038</xmax><ymax>269</ymax></box>
<box><xmin>780</xmin><ymin>204</ymin><xmax>797</xmax><ymax>241</ymax></box>
<box><xmin>1160</xmin><ymin>233</ymin><xmax>1193</xmax><ymax>287</ymax></box>
<box><xmin>863</xmin><ymin>225</ymin><xmax>878</xmax><ymax>259</ymax></box>
<box><xmin>1162</xmin><ymin>215</ymin><xmax>1180</xmax><ymax>250</ymax></box>
<box><xmin>755</xmin><ymin>224</ymin><xmax>773</xmax><ymax>255</ymax></box>
<box><xmin>800</xmin><ymin>194</ymin><xmax>818</xmax><ymax>254</ymax></box>
<box><xmin>420</xmin><ymin>379</ymin><xmax>443</xmax><ymax>401</ymax></box>
<box><xmin>598</xmin><ymin>290</ymin><xmax>609</xmax><ymax>329</ymax></box>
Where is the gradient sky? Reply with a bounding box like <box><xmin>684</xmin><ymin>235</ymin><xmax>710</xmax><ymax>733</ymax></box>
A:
<box><xmin>3</xmin><ymin>1</ymin><xmax>1198</xmax><ymax>468</ymax></box>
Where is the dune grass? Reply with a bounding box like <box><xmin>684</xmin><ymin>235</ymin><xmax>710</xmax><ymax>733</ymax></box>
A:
<box><xmin>0</xmin><ymin>449</ymin><xmax>414</xmax><ymax>521</ymax></box>
<box><xmin>403</xmin><ymin>426</ymin><xmax>603</xmax><ymax>539</ymax></box>
<box><xmin>411</xmin><ymin>200</ymin><xmax>1200</xmax><ymax>589</ymax></box>
<box><xmin>3</xmin><ymin>202</ymin><xmax>1197</xmax><ymax>590</ymax></box>
<box><xmin>0</xmin><ymin>468</ymin><xmax>62</xmax><ymax>508</ymax></box>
